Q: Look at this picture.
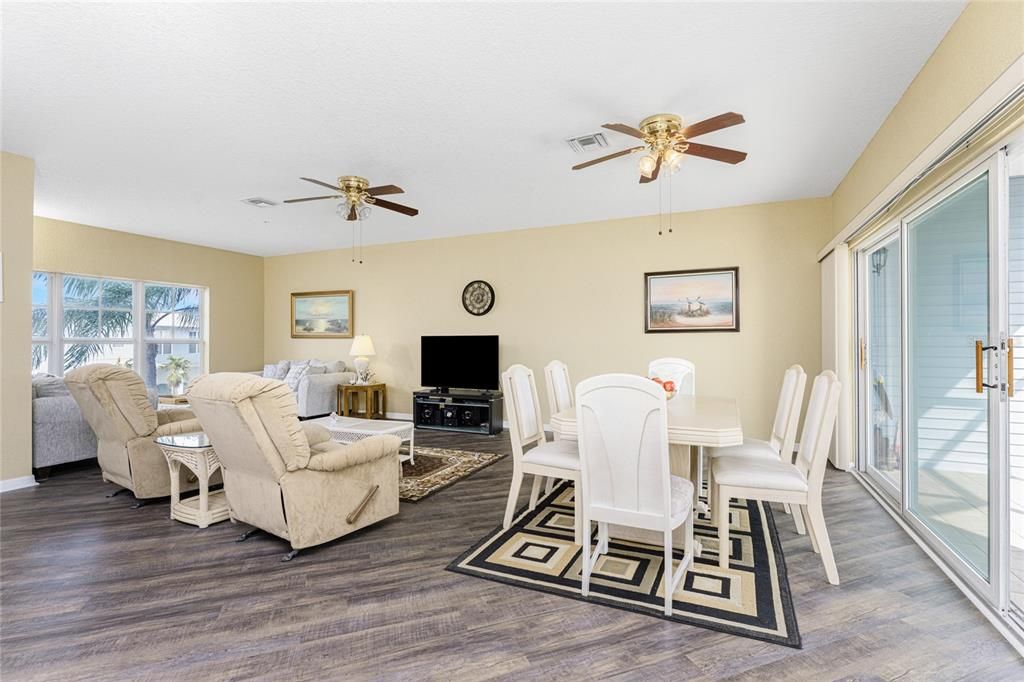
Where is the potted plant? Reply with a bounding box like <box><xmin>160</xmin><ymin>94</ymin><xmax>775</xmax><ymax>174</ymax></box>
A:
<box><xmin>159</xmin><ymin>355</ymin><xmax>192</xmax><ymax>395</ymax></box>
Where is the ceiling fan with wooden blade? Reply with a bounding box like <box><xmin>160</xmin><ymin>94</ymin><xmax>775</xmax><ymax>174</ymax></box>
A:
<box><xmin>683</xmin><ymin>141</ymin><xmax>747</xmax><ymax>165</ymax></box>
<box><xmin>601</xmin><ymin>123</ymin><xmax>645</xmax><ymax>139</ymax></box>
<box><xmin>365</xmin><ymin>184</ymin><xmax>404</xmax><ymax>196</ymax></box>
<box><xmin>573</xmin><ymin>111</ymin><xmax>747</xmax><ymax>182</ymax></box>
<box><xmin>283</xmin><ymin>194</ymin><xmax>343</xmax><ymax>204</ymax></box>
<box><xmin>368</xmin><ymin>197</ymin><xmax>419</xmax><ymax>217</ymax></box>
<box><xmin>571</xmin><ymin>145</ymin><xmax>644</xmax><ymax>171</ymax></box>
<box><xmin>284</xmin><ymin>175</ymin><xmax>418</xmax><ymax>220</ymax></box>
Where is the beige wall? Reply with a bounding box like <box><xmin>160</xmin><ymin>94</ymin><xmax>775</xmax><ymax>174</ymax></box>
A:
<box><xmin>265</xmin><ymin>198</ymin><xmax>829</xmax><ymax>438</ymax></box>
<box><xmin>1</xmin><ymin>152</ymin><xmax>35</xmax><ymax>482</ymax></box>
<box><xmin>33</xmin><ymin>218</ymin><xmax>265</xmax><ymax>375</ymax></box>
<box><xmin>828</xmin><ymin>0</ymin><xmax>1024</xmax><ymax>242</ymax></box>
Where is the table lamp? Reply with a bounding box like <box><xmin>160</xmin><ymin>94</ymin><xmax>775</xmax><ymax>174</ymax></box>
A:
<box><xmin>350</xmin><ymin>335</ymin><xmax>376</xmax><ymax>384</ymax></box>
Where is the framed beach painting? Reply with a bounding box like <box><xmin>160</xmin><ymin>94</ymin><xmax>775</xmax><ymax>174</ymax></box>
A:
<box><xmin>644</xmin><ymin>267</ymin><xmax>739</xmax><ymax>333</ymax></box>
<box><xmin>291</xmin><ymin>290</ymin><xmax>354</xmax><ymax>338</ymax></box>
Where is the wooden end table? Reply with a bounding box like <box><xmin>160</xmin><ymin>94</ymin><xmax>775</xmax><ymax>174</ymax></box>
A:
<box><xmin>155</xmin><ymin>432</ymin><xmax>230</xmax><ymax>529</ymax></box>
<box><xmin>338</xmin><ymin>383</ymin><xmax>387</xmax><ymax>420</ymax></box>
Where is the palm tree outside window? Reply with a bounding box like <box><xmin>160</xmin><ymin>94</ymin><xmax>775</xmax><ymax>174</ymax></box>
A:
<box><xmin>31</xmin><ymin>271</ymin><xmax>204</xmax><ymax>392</ymax></box>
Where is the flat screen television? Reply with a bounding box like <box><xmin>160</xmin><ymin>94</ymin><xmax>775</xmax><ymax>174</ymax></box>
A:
<box><xmin>421</xmin><ymin>335</ymin><xmax>499</xmax><ymax>392</ymax></box>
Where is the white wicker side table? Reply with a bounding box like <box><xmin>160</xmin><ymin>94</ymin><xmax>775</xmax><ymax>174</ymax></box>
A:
<box><xmin>155</xmin><ymin>432</ymin><xmax>230</xmax><ymax>528</ymax></box>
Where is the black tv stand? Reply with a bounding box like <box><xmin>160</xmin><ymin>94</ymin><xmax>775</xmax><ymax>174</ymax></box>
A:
<box><xmin>413</xmin><ymin>388</ymin><xmax>503</xmax><ymax>435</ymax></box>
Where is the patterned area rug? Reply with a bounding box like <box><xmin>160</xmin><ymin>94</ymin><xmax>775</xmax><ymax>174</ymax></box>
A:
<box><xmin>399</xmin><ymin>446</ymin><xmax>506</xmax><ymax>502</ymax></box>
<box><xmin>447</xmin><ymin>482</ymin><xmax>801</xmax><ymax>647</ymax></box>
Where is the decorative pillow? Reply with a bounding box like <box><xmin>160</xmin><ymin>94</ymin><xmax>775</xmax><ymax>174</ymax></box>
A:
<box><xmin>262</xmin><ymin>363</ymin><xmax>278</xmax><ymax>379</ymax></box>
<box><xmin>325</xmin><ymin>360</ymin><xmax>346</xmax><ymax>373</ymax></box>
<box><xmin>32</xmin><ymin>376</ymin><xmax>70</xmax><ymax>398</ymax></box>
<box><xmin>306</xmin><ymin>364</ymin><xmax>327</xmax><ymax>375</ymax></box>
<box><xmin>283</xmin><ymin>360</ymin><xmax>312</xmax><ymax>391</ymax></box>
<box><xmin>273</xmin><ymin>360</ymin><xmax>291</xmax><ymax>380</ymax></box>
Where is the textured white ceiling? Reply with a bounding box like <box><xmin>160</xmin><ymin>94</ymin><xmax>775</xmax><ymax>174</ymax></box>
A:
<box><xmin>2</xmin><ymin>2</ymin><xmax>964</xmax><ymax>256</ymax></box>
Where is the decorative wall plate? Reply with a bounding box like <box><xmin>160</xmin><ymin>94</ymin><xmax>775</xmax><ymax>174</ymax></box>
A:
<box><xmin>462</xmin><ymin>280</ymin><xmax>495</xmax><ymax>316</ymax></box>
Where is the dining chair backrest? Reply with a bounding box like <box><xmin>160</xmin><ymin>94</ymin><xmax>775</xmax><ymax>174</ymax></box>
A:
<box><xmin>501</xmin><ymin>364</ymin><xmax>546</xmax><ymax>457</ymax></box>
<box><xmin>576</xmin><ymin>373</ymin><xmax>671</xmax><ymax>530</ymax></box>
<box><xmin>647</xmin><ymin>357</ymin><xmax>696</xmax><ymax>396</ymax></box>
<box><xmin>794</xmin><ymin>371</ymin><xmax>842</xmax><ymax>493</ymax></box>
<box><xmin>544</xmin><ymin>360</ymin><xmax>573</xmax><ymax>417</ymax></box>
<box><xmin>770</xmin><ymin>364</ymin><xmax>807</xmax><ymax>457</ymax></box>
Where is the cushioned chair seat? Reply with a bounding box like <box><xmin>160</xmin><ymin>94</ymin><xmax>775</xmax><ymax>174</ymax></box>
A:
<box><xmin>707</xmin><ymin>437</ymin><xmax>779</xmax><ymax>460</ymax></box>
<box><xmin>522</xmin><ymin>439</ymin><xmax>580</xmax><ymax>470</ymax></box>
<box><xmin>712</xmin><ymin>457</ymin><xmax>808</xmax><ymax>492</ymax></box>
<box><xmin>669</xmin><ymin>475</ymin><xmax>696</xmax><ymax>518</ymax></box>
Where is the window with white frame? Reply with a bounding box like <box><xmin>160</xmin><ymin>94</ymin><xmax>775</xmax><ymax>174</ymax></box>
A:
<box><xmin>31</xmin><ymin>272</ymin><xmax>51</xmax><ymax>373</ymax></box>
<box><xmin>32</xmin><ymin>271</ymin><xmax>206</xmax><ymax>394</ymax></box>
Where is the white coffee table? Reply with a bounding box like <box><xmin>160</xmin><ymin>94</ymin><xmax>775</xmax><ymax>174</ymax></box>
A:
<box><xmin>307</xmin><ymin>415</ymin><xmax>415</xmax><ymax>464</ymax></box>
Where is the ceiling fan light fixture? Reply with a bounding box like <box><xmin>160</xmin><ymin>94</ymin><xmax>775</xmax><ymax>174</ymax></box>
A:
<box><xmin>358</xmin><ymin>206</ymin><xmax>372</xmax><ymax>220</ymax></box>
<box><xmin>638</xmin><ymin>154</ymin><xmax>658</xmax><ymax>177</ymax></box>
<box><xmin>335</xmin><ymin>201</ymin><xmax>349</xmax><ymax>218</ymax></box>
<box><xmin>663</xmin><ymin>148</ymin><xmax>684</xmax><ymax>172</ymax></box>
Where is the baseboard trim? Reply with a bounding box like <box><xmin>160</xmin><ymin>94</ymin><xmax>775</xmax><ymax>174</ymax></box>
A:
<box><xmin>0</xmin><ymin>475</ymin><xmax>38</xmax><ymax>493</ymax></box>
<box><xmin>850</xmin><ymin>470</ymin><xmax>1024</xmax><ymax>658</ymax></box>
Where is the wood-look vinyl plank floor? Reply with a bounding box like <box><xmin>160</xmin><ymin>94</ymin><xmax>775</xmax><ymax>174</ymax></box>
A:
<box><xmin>1</xmin><ymin>429</ymin><xmax>1021</xmax><ymax>680</ymax></box>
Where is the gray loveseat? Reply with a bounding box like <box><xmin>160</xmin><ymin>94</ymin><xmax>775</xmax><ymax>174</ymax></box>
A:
<box><xmin>31</xmin><ymin>375</ymin><xmax>97</xmax><ymax>472</ymax></box>
<box><xmin>32</xmin><ymin>374</ymin><xmax>160</xmax><ymax>474</ymax></box>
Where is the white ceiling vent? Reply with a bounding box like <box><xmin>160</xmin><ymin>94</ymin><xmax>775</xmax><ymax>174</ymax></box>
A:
<box><xmin>241</xmin><ymin>197</ymin><xmax>277</xmax><ymax>207</ymax></box>
<box><xmin>566</xmin><ymin>131</ymin><xmax>609</xmax><ymax>154</ymax></box>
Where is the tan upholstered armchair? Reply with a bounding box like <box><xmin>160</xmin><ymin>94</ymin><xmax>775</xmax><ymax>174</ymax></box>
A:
<box><xmin>186</xmin><ymin>373</ymin><xmax>401</xmax><ymax>560</ymax></box>
<box><xmin>64</xmin><ymin>364</ymin><xmax>205</xmax><ymax>500</ymax></box>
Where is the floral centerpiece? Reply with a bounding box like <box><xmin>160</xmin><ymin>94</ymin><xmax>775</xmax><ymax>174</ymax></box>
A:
<box><xmin>650</xmin><ymin>376</ymin><xmax>677</xmax><ymax>400</ymax></box>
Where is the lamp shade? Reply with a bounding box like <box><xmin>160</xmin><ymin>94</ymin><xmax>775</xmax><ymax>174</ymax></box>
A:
<box><xmin>350</xmin><ymin>335</ymin><xmax>376</xmax><ymax>357</ymax></box>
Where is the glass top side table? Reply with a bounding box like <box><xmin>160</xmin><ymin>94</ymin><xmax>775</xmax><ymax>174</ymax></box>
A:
<box><xmin>154</xmin><ymin>431</ymin><xmax>229</xmax><ymax>528</ymax></box>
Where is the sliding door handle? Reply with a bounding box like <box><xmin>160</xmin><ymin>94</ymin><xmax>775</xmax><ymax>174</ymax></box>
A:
<box><xmin>1009</xmin><ymin>338</ymin><xmax>1015</xmax><ymax>397</ymax></box>
<box><xmin>976</xmin><ymin>339</ymin><xmax>998</xmax><ymax>393</ymax></box>
<box><xmin>976</xmin><ymin>340</ymin><xmax>983</xmax><ymax>393</ymax></box>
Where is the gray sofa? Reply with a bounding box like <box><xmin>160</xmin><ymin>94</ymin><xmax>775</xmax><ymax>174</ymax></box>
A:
<box><xmin>31</xmin><ymin>375</ymin><xmax>97</xmax><ymax>472</ymax></box>
<box><xmin>31</xmin><ymin>374</ymin><xmax>159</xmax><ymax>474</ymax></box>
<box><xmin>260</xmin><ymin>360</ymin><xmax>358</xmax><ymax>418</ymax></box>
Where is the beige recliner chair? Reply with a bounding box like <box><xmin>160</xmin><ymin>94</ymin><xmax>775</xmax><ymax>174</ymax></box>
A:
<box><xmin>186</xmin><ymin>373</ymin><xmax>401</xmax><ymax>560</ymax></box>
<box><xmin>64</xmin><ymin>364</ymin><xmax>204</xmax><ymax>501</ymax></box>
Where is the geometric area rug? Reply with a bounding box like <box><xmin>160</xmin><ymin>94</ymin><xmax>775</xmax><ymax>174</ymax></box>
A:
<box><xmin>446</xmin><ymin>481</ymin><xmax>801</xmax><ymax>648</ymax></box>
<box><xmin>399</xmin><ymin>446</ymin><xmax>506</xmax><ymax>502</ymax></box>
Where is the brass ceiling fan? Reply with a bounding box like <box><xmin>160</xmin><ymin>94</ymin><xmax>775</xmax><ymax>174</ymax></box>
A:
<box><xmin>284</xmin><ymin>176</ymin><xmax>419</xmax><ymax>220</ymax></box>
<box><xmin>572</xmin><ymin>112</ymin><xmax>747</xmax><ymax>183</ymax></box>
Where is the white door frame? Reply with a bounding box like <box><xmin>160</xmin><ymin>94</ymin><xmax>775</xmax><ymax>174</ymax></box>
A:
<box><xmin>855</xmin><ymin>224</ymin><xmax>903</xmax><ymax>503</ymax></box>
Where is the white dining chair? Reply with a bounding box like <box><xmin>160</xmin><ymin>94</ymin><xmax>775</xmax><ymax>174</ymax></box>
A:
<box><xmin>543</xmin><ymin>360</ymin><xmax>574</xmax><ymax>429</ymax></box>
<box><xmin>647</xmin><ymin>357</ymin><xmax>696</xmax><ymax>396</ymax></box>
<box><xmin>648</xmin><ymin>357</ymin><xmax>703</xmax><ymax>509</ymax></box>
<box><xmin>707</xmin><ymin>364</ymin><xmax>807</xmax><ymax>533</ymax></box>
<box><xmin>542</xmin><ymin>360</ymin><xmax>575</xmax><ymax>494</ymax></box>
<box><xmin>502</xmin><ymin>364</ymin><xmax>582</xmax><ymax>544</ymax></box>
<box><xmin>576</xmin><ymin>373</ymin><xmax>695</xmax><ymax>616</ymax></box>
<box><xmin>711</xmin><ymin>370</ymin><xmax>842</xmax><ymax>584</ymax></box>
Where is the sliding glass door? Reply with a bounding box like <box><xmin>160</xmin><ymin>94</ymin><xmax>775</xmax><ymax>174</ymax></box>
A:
<box><xmin>855</xmin><ymin>152</ymin><xmax>1012</xmax><ymax>612</ymax></box>
<box><xmin>905</xmin><ymin>171</ymin><xmax>995</xmax><ymax>582</ymax></box>
<box><xmin>858</xmin><ymin>231</ymin><xmax>902</xmax><ymax>500</ymax></box>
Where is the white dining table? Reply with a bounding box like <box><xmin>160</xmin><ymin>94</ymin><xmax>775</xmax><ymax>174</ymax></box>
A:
<box><xmin>549</xmin><ymin>394</ymin><xmax>743</xmax><ymax>549</ymax></box>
